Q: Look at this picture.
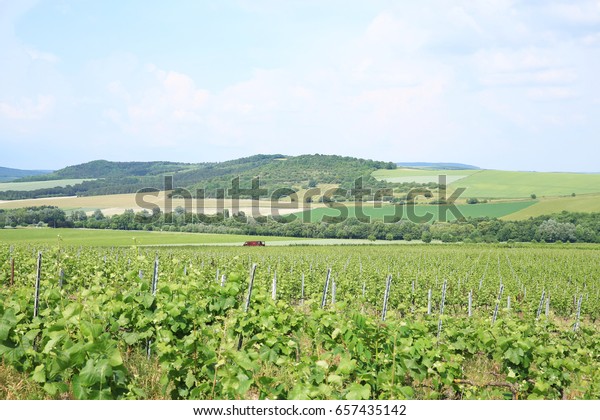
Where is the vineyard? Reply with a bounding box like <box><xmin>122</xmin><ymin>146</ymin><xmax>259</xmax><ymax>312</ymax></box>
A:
<box><xmin>1</xmin><ymin>242</ymin><xmax>600</xmax><ymax>400</ymax></box>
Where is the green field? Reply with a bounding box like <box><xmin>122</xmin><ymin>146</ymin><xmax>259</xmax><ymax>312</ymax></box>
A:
<box><xmin>452</xmin><ymin>170</ymin><xmax>600</xmax><ymax>199</ymax></box>
<box><xmin>0</xmin><ymin>228</ymin><xmax>305</xmax><ymax>247</ymax></box>
<box><xmin>373</xmin><ymin>168</ymin><xmax>600</xmax><ymax>199</ymax></box>
<box><xmin>0</xmin><ymin>179</ymin><xmax>93</xmax><ymax>192</ymax></box>
<box><xmin>0</xmin><ymin>228</ymin><xmax>421</xmax><ymax>247</ymax></box>
<box><xmin>502</xmin><ymin>193</ymin><xmax>600</xmax><ymax>221</ymax></box>
<box><xmin>2</xmin><ymin>242</ymin><xmax>600</xmax><ymax>400</ymax></box>
<box><xmin>295</xmin><ymin>201</ymin><xmax>536</xmax><ymax>223</ymax></box>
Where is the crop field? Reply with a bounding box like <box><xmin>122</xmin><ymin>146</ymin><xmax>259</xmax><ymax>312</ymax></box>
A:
<box><xmin>0</xmin><ymin>228</ymin><xmax>304</xmax><ymax>247</ymax></box>
<box><xmin>296</xmin><ymin>201</ymin><xmax>536</xmax><ymax>223</ymax></box>
<box><xmin>373</xmin><ymin>168</ymin><xmax>600</xmax><ymax>199</ymax></box>
<box><xmin>0</xmin><ymin>228</ymin><xmax>400</xmax><ymax>247</ymax></box>
<box><xmin>1</xmin><ymin>242</ymin><xmax>600</xmax><ymax>400</ymax></box>
<box><xmin>452</xmin><ymin>171</ymin><xmax>600</xmax><ymax>199</ymax></box>
<box><xmin>503</xmin><ymin>193</ymin><xmax>600</xmax><ymax>221</ymax></box>
<box><xmin>0</xmin><ymin>192</ymin><xmax>320</xmax><ymax>217</ymax></box>
<box><xmin>0</xmin><ymin>179</ymin><xmax>93</xmax><ymax>192</ymax></box>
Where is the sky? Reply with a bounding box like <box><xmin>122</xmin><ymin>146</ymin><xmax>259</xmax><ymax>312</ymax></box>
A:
<box><xmin>1</xmin><ymin>0</ymin><xmax>599</xmax><ymax>172</ymax></box>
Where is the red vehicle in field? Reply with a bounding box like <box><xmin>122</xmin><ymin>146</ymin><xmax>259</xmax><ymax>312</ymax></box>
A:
<box><xmin>243</xmin><ymin>241</ymin><xmax>266</xmax><ymax>246</ymax></box>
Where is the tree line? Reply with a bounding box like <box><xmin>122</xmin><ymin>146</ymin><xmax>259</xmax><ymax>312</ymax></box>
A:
<box><xmin>1</xmin><ymin>206</ymin><xmax>599</xmax><ymax>244</ymax></box>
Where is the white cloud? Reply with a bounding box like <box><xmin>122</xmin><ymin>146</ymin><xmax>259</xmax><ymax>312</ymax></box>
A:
<box><xmin>3</xmin><ymin>1</ymin><xmax>600</xmax><ymax>171</ymax></box>
<box><xmin>547</xmin><ymin>1</ymin><xmax>600</xmax><ymax>24</ymax></box>
<box><xmin>25</xmin><ymin>47</ymin><xmax>59</xmax><ymax>63</ymax></box>
<box><xmin>104</xmin><ymin>66</ymin><xmax>210</xmax><ymax>139</ymax></box>
<box><xmin>480</xmin><ymin>67</ymin><xmax>577</xmax><ymax>86</ymax></box>
<box><xmin>0</xmin><ymin>95</ymin><xmax>54</xmax><ymax>120</ymax></box>
<box><xmin>474</xmin><ymin>48</ymin><xmax>553</xmax><ymax>74</ymax></box>
<box><xmin>527</xmin><ymin>87</ymin><xmax>577</xmax><ymax>101</ymax></box>
<box><xmin>581</xmin><ymin>32</ymin><xmax>600</xmax><ymax>45</ymax></box>
<box><xmin>362</xmin><ymin>12</ymin><xmax>429</xmax><ymax>53</ymax></box>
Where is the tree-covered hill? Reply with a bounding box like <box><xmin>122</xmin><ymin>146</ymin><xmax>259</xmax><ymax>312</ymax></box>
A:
<box><xmin>17</xmin><ymin>160</ymin><xmax>201</xmax><ymax>181</ymax></box>
<box><xmin>1</xmin><ymin>154</ymin><xmax>397</xmax><ymax>200</ymax></box>
<box><xmin>0</xmin><ymin>166</ymin><xmax>52</xmax><ymax>182</ymax></box>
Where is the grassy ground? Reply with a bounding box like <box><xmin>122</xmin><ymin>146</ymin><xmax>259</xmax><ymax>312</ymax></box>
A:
<box><xmin>3</xmin><ymin>169</ymin><xmax>600</xmax><ymax>221</ymax></box>
<box><xmin>502</xmin><ymin>193</ymin><xmax>600</xmax><ymax>220</ymax></box>
<box><xmin>0</xmin><ymin>364</ymin><xmax>48</xmax><ymax>399</ymax></box>
<box><xmin>0</xmin><ymin>351</ymin><xmax>170</xmax><ymax>400</ymax></box>
<box><xmin>0</xmin><ymin>227</ymin><xmax>441</xmax><ymax>247</ymax></box>
<box><xmin>452</xmin><ymin>170</ymin><xmax>600</xmax><ymax>199</ymax></box>
<box><xmin>0</xmin><ymin>179</ymin><xmax>93</xmax><ymax>192</ymax></box>
<box><xmin>0</xmin><ymin>228</ymin><xmax>304</xmax><ymax>247</ymax></box>
<box><xmin>295</xmin><ymin>201</ymin><xmax>536</xmax><ymax>223</ymax></box>
<box><xmin>373</xmin><ymin>168</ymin><xmax>600</xmax><ymax>199</ymax></box>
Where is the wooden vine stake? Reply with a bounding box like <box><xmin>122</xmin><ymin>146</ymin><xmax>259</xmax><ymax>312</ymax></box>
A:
<box><xmin>151</xmin><ymin>256</ymin><xmax>159</xmax><ymax>296</ymax></box>
<box><xmin>381</xmin><ymin>274</ymin><xmax>392</xmax><ymax>321</ymax></box>
<box><xmin>468</xmin><ymin>290</ymin><xmax>472</xmax><ymax>318</ymax></box>
<box><xmin>427</xmin><ymin>289</ymin><xmax>432</xmax><ymax>315</ymax></box>
<box><xmin>10</xmin><ymin>257</ymin><xmax>15</xmax><ymax>287</ymax></box>
<box><xmin>271</xmin><ymin>271</ymin><xmax>277</xmax><ymax>301</ymax></box>
<box><xmin>437</xmin><ymin>280</ymin><xmax>447</xmax><ymax>340</ymax></box>
<box><xmin>220</xmin><ymin>274</ymin><xmax>226</xmax><ymax>287</ymax></box>
<box><xmin>321</xmin><ymin>268</ymin><xmax>332</xmax><ymax>309</ymax></box>
<box><xmin>147</xmin><ymin>256</ymin><xmax>159</xmax><ymax>359</ymax></box>
<box><xmin>238</xmin><ymin>263</ymin><xmax>258</xmax><ymax>350</ymax></box>
<box><xmin>492</xmin><ymin>284</ymin><xmax>504</xmax><ymax>325</ymax></box>
<box><xmin>536</xmin><ymin>290</ymin><xmax>546</xmax><ymax>321</ymax></box>
<box><xmin>244</xmin><ymin>264</ymin><xmax>257</xmax><ymax>312</ymax></box>
<box><xmin>33</xmin><ymin>252</ymin><xmax>42</xmax><ymax>318</ymax></box>
<box><xmin>59</xmin><ymin>268</ymin><xmax>64</xmax><ymax>290</ymax></box>
<box><xmin>301</xmin><ymin>273</ymin><xmax>305</xmax><ymax>303</ymax></box>
<box><xmin>573</xmin><ymin>294</ymin><xmax>583</xmax><ymax>332</ymax></box>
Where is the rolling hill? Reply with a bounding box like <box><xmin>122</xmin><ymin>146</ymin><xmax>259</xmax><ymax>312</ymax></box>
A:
<box><xmin>0</xmin><ymin>166</ymin><xmax>52</xmax><ymax>182</ymax></box>
<box><xmin>21</xmin><ymin>160</ymin><xmax>200</xmax><ymax>180</ymax></box>
<box><xmin>2</xmin><ymin>154</ymin><xmax>396</xmax><ymax>200</ymax></box>
<box><xmin>374</xmin><ymin>168</ymin><xmax>600</xmax><ymax>200</ymax></box>
<box><xmin>2</xmin><ymin>155</ymin><xmax>599</xmax><ymax>221</ymax></box>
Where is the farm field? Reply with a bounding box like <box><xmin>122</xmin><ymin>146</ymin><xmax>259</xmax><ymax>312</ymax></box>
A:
<box><xmin>0</xmin><ymin>179</ymin><xmax>93</xmax><ymax>192</ymax></box>
<box><xmin>295</xmin><ymin>201</ymin><xmax>536</xmax><ymax>223</ymax></box>
<box><xmin>0</xmin><ymin>228</ymin><xmax>415</xmax><ymax>247</ymax></box>
<box><xmin>3</xmin><ymin>167</ymin><xmax>599</xmax><ymax>222</ymax></box>
<box><xmin>0</xmin><ymin>228</ymin><xmax>307</xmax><ymax>247</ymax></box>
<box><xmin>452</xmin><ymin>171</ymin><xmax>600</xmax><ymax>199</ymax></box>
<box><xmin>502</xmin><ymin>193</ymin><xmax>600</xmax><ymax>221</ymax></box>
<box><xmin>0</xmin><ymin>192</ymin><xmax>320</xmax><ymax>217</ymax></box>
<box><xmin>373</xmin><ymin>168</ymin><xmax>600</xmax><ymax>199</ymax></box>
<box><xmin>1</xmin><ymin>242</ymin><xmax>600</xmax><ymax>400</ymax></box>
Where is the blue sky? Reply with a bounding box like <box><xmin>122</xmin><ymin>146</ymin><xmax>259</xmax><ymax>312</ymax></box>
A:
<box><xmin>1</xmin><ymin>0</ymin><xmax>599</xmax><ymax>171</ymax></box>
